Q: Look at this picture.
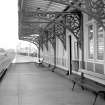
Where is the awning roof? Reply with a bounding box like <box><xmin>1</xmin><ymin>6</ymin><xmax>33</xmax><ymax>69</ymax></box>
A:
<box><xmin>22</xmin><ymin>0</ymin><xmax>67</xmax><ymax>12</ymax></box>
<box><xmin>19</xmin><ymin>0</ymin><xmax>105</xmax><ymax>43</ymax></box>
<box><xmin>19</xmin><ymin>0</ymin><xmax>68</xmax><ymax>40</ymax></box>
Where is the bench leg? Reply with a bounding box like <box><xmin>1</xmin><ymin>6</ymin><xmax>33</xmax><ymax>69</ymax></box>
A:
<box><xmin>81</xmin><ymin>86</ymin><xmax>84</xmax><ymax>91</ymax></box>
<box><xmin>93</xmin><ymin>93</ymin><xmax>98</xmax><ymax>105</ymax></box>
<box><xmin>51</xmin><ymin>66</ymin><xmax>56</xmax><ymax>72</ymax></box>
<box><xmin>72</xmin><ymin>82</ymin><xmax>76</xmax><ymax>91</ymax></box>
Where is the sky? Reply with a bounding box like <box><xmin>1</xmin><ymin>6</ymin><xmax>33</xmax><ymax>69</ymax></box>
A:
<box><xmin>0</xmin><ymin>1</ymin><xmax>18</xmax><ymax>49</ymax></box>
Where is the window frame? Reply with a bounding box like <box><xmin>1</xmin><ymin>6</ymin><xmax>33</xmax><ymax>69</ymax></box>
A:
<box><xmin>86</xmin><ymin>20</ymin><xmax>95</xmax><ymax>61</ymax></box>
<box><xmin>95</xmin><ymin>23</ymin><xmax>105</xmax><ymax>62</ymax></box>
<box><xmin>86</xmin><ymin>19</ymin><xmax>105</xmax><ymax>63</ymax></box>
<box><xmin>84</xmin><ymin>15</ymin><xmax>105</xmax><ymax>76</ymax></box>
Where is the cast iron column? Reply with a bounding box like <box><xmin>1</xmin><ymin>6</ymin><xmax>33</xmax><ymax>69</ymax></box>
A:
<box><xmin>38</xmin><ymin>37</ymin><xmax>40</xmax><ymax>64</ymax></box>
<box><xmin>80</xmin><ymin>13</ymin><xmax>84</xmax><ymax>69</ymax></box>
<box><xmin>52</xmin><ymin>24</ymin><xmax>56</xmax><ymax>72</ymax></box>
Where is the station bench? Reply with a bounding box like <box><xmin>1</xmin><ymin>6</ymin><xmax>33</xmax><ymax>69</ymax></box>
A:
<box><xmin>69</xmin><ymin>70</ymin><xmax>105</xmax><ymax>105</ymax></box>
<box><xmin>36</xmin><ymin>58</ymin><xmax>44</xmax><ymax>65</ymax></box>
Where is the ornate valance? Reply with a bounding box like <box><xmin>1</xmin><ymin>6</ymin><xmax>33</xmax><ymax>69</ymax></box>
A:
<box><xmin>39</xmin><ymin>35</ymin><xmax>43</xmax><ymax>51</ymax></box>
<box><xmin>47</xmin><ymin>25</ymin><xmax>56</xmax><ymax>50</ymax></box>
<box><xmin>55</xmin><ymin>22</ymin><xmax>66</xmax><ymax>50</ymax></box>
<box><xmin>43</xmin><ymin>30</ymin><xmax>48</xmax><ymax>50</ymax></box>
<box><xmin>66</xmin><ymin>10</ymin><xmax>82</xmax><ymax>46</ymax></box>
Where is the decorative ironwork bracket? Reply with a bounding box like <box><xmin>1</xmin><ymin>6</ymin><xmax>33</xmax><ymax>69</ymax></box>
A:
<box><xmin>43</xmin><ymin>30</ymin><xmax>49</xmax><ymax>50</ymax></box>
<box><xmin>45</xmin><ymin>0</ymin><xmax>105</xmax><ymax>30</ymax></box>
<box><xmin>22</xmin><ymin>10</ymin><xmax>85</xmax><ymax>23</ymax></box>
<box><xmin>47</xmin><ymin>25</ymin><xmax>56</xmax><ymax>50</ymax></box>
<box><xmin>22</xmin><ymin>11</ymin><xmax>57</xmax><ymax>21</ymax></box>
<box><xmin>55</xmin><ymin>22</ymin><xmax>66</xmax><ymax>50</ymax></box>
<box><xmin>65</xmin><ymin>10</ymin><xmax>82</xmax><ymax>46</ymax></box>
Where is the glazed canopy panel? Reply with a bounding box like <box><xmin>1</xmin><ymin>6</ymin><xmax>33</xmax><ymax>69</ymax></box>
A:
<box><xmin>19</xmin><ymin>0</ymin><xmax>67</xmax><ymax>43</ymax></box>
<box><xmin>22</xmin><ymin>0</ymin><xmax>66</xmax><ymax>21</ymax></box>
<box><xmin>23</xmin><ymin>0</ymin><xmax>66</xmax><ymax>12</ymax></box>
<box><xmin>23</xmin><ymin>0</ymin><xmax>49</xmax><ymax>11</ymax></box>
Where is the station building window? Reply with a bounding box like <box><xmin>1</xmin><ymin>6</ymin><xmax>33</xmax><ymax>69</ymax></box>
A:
<box><xmin>88</xmin><ymin>24</ymin><xmax>94</xmax><ymax>59</ymax></box>
<box><xmin>74</xmin><ymin>42</ymin><xmax>79</xmax><ymax>60</ymax></box>
<box><xmin>87</xmin><ymin>18</ymin><xmax>104</xmax><ymax>61</ymax></box>
<box><xmin>96</xmin><ymin>25</ymin><xmax>104</xmax><ymax>60</ymax></box>
<box><xmin>85</xmin><ymin>15</ymin><xmax>105</xmax><ymax>74</ymax></box>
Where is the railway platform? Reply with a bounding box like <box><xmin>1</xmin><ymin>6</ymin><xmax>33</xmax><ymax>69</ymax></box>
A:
<box><xmin>0</xmin><ymin>55</ymin><xmax>105</xmax><ymax>105</ymax></box>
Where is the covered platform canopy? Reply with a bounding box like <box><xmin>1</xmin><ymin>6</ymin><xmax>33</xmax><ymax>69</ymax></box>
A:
<box><xmin>18</xmin><ymin>0</ymin><xmax>105</xmax><ymax>48</ymax></box>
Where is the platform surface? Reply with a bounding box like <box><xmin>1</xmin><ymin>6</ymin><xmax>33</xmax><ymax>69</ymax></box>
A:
<box><xmin>0</xmin><ymin>55</ymin><xmax>105</xmax><ymax>105</ymax></box>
